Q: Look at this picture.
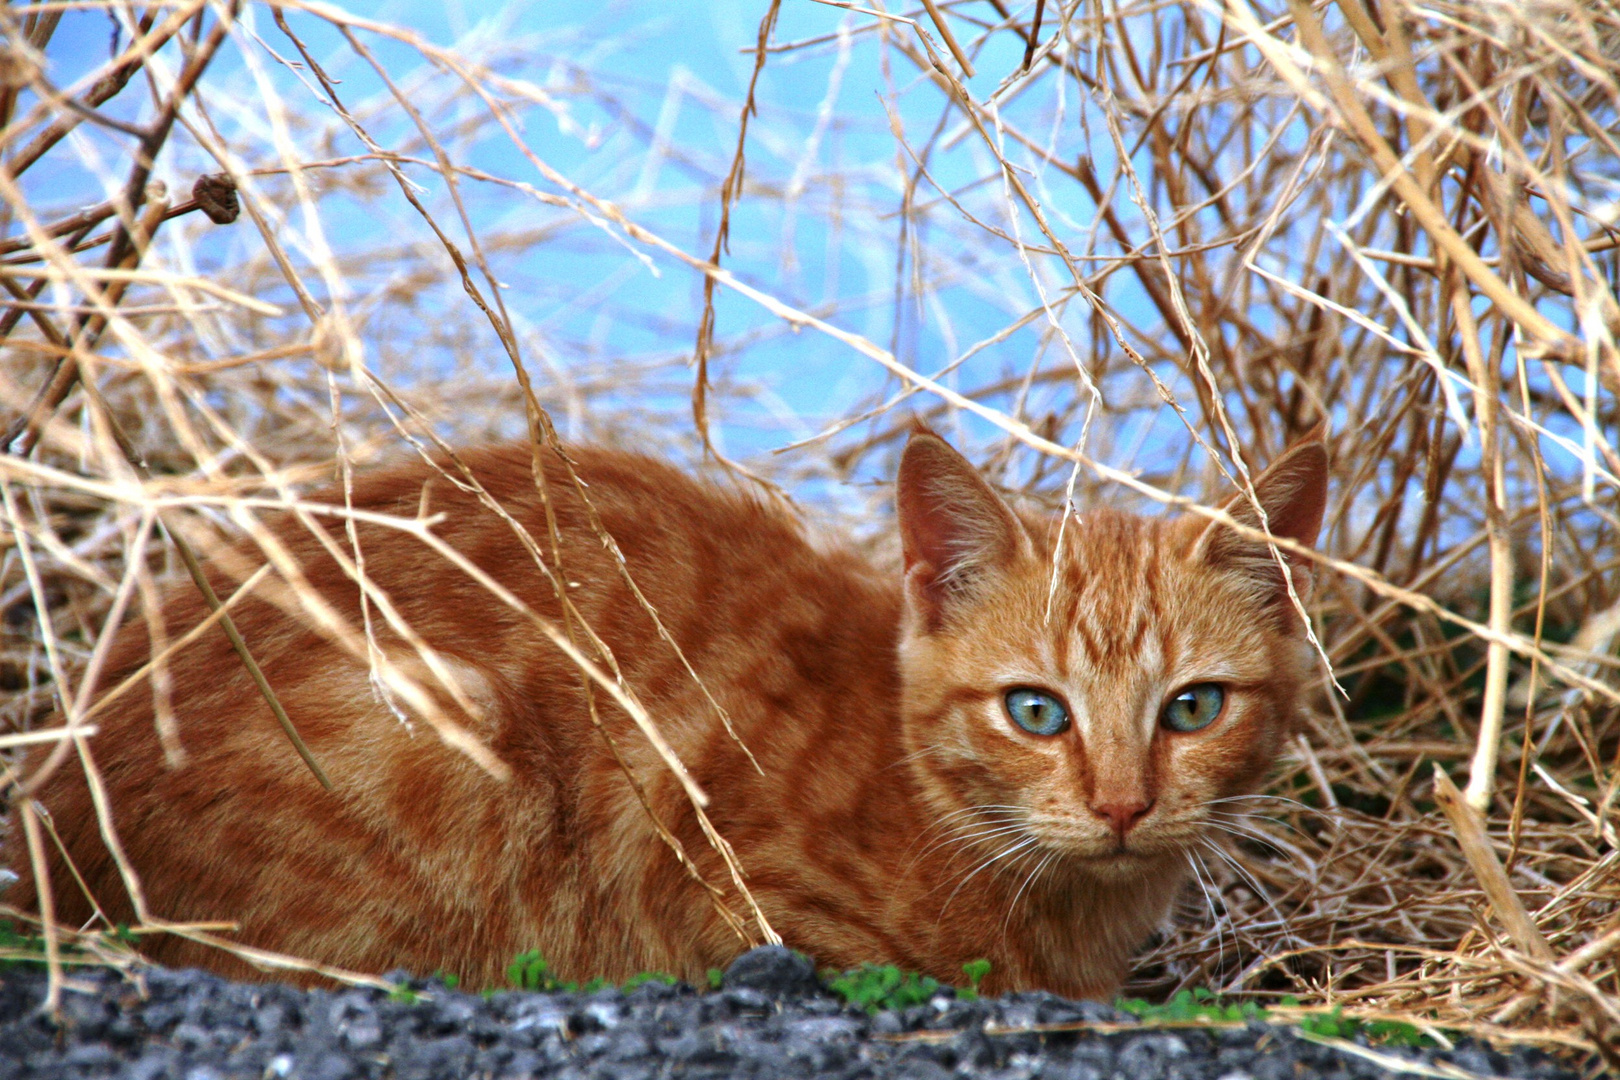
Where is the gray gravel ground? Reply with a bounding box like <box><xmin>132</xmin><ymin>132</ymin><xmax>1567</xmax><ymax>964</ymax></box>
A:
<box><xmin>0</xmin><ymin>948</ymin><xmax>1590</xmax><ymax>1080</ymax></box>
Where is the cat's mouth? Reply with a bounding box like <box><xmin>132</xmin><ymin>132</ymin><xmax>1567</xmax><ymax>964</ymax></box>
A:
<box><xmin>1076</xmin><ymin>845</ymin><xmax>1153</xmax><ymax>862</ymax></box>
<box><xmin>1023</xmin><ymin>816</ymin><xmax>1170</xmax><ymax>860</ymax></box>
<box><xmin>1035</xmin><ymin>830</ymin><xmax>1171</xmax><ymax>863</ymax></box>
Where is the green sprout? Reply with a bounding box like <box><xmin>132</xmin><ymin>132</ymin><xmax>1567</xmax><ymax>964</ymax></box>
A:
<box><xmin>958</xmin><ymin>958</ymin><xmax>992</xmax><ymax>1001</ymax></box>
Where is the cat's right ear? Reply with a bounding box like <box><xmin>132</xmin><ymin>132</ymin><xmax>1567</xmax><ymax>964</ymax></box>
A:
<box><xmin>1193</xmin><ymin>434</ymin><xmax>1328</xmax><ymax>602</ymax></box>
<box><xmin>897</xmin><ymin>431</ymin><xmax>1030</xmax><ymax>630</ymax></box>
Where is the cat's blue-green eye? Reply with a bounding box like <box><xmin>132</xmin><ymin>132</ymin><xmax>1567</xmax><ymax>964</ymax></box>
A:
<box><xmin>1161</xmin><ymin>684</ymin><xmax>1225</xmax><ymax>733</ymax></box>
<box><xmin>1004</xmin><ymin>689</ymin><xmax>1070</xmax><ymax>737</ymax></box>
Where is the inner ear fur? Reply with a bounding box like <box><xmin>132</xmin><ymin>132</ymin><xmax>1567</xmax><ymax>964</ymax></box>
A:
<box><xmin>1195</xmin><ymin>435</ymin><xmax>1328</xmax><ymax>592</ymax></box>
<box><xmin>896</xmin><ymin>430</ymin><xmax>1030</xmax><ymax>628</ymax></box>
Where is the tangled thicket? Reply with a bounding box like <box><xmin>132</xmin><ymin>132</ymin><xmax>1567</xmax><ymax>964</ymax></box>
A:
<box><xmin>0</xmin><ymin>0</ymin><xmax>1617</xmax><ymax>1065</ymax></box>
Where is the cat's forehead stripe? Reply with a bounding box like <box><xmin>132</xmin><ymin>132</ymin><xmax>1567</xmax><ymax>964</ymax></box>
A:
<box><xmin>1051</xmin><ymin>512</ymin><xmax>1173</xmax><ymax>669</ymax></box>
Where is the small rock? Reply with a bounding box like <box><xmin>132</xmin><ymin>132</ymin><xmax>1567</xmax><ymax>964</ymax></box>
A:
<box><xmin>603</xmin><ymin>1030</ymin><xmax>654</xmax><ymax>1060</ymax></box>
<box><xmin>998</xmin><ymin>1001</ymin><xmax>1040</xmax><ymax>1029</ymax></box>
<box><xmin>59</xmin><ymin>990</ymin><xmax>116</xmax><ymax>1036</ymax></box>
<box><xmin>341</xmin><ymin>1018</ymin><xmax>382</xmax><ymax>1051</ymax></box>
<box><xmin>784</xmin><ymin>1015</ymin><xmax>863</xmax><ymax>1042</ymax></box>
<box><xmin>123</xmin><ymin>1047</ymin><xmax>182</xmax><ymax>1080</ymax></box>
<box><xmin>1054</xmin><ymin>1061</ymin><xmax>1105</xmax><ymax>1080</ymax></box>
<box><xmin>506</xmin><ymin>1002</ymin><xmax>569</xmax><ymax>1039</ymax></box>
<box><xmin>1118</xmin><ymin>1032</ymin><xmax>1192</xmax><ymax>1080</ymax></box>
<box><xmin>1038</xmin><ymin>998</ymin><xmax>1118</xmax><ymax>1025</ymax></box>
<box><xmin>393</xmin><ymin>1035</ymin><xmax>475</xmax><ymax>1080</ymax></box>
<box><xmin>296</xmin><ymin>1051</ymin><xmax>358</xmax><ymax>1080</ymax></box>
<box><xmin>430</xmin><ymin>996</ymin><xmax>477</xmax><ymax>1031</ymax></box>
<box><xmin>890</xmin><ymin>1061</ymin><xmax>953</xmax><ymax>1080</ymax></box>
<box><xmin>580</xmin><ymin>999</ymin><xmax>622</xmax><ymax>1030</ymax></box>
<box><xmin>719</xmin><ymin>986</ymin><xmax>770</xmax><ymax>1012</ymax></box>
<box><xmin>252</xmin><ymin>1001</ymin><xmax>293</xmax><ymax>1037</ymax></box>
<box><xmin>658</xmin><ymin>1030</ymin><xmax>729</xmax><ymax>1063</ymax></box>
<box><xmin>62</xmin><ymin>1042</ymin><xmax>121</xmax><ymax>1069</ymax></box>
<box><xmin>495</xmin><ymin>1050</ymin><xmax>543</xmax><ymax>1080</ymax></box>
<box><xmin>721</xmin><ymin>946</ymin><xmax>821</xmax><ymax>997</ymax></box>
<box><xmin>1449</xmin><ymin>1045</ymin><xmax>1501</xmax><ymax>1075</ymax></box>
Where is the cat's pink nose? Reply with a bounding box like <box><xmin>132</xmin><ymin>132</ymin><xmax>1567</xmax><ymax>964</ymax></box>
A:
<box><xmin>1090</xmin><ymin>799</ymin><xmax>1154</xmax><ymax>840</ymax></box>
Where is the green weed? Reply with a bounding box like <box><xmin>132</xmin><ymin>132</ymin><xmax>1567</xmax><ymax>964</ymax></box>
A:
<box><xmin>826</xmin><ymin>963</ymin><xmax>942</xmax><ymax>1013</ymax></box>
<box><xmin>1117</xmin><ymin>987</ymin><xmax>1266</xmax><ymax>1024</ymax></box>
<box><xmin>507</xmin><ymin>949</ymin><xmax>570</xmax><ymax>992</ymax></box>
<box><xmin>623</xmin><ymin>971</ymin><xmax>676</xmax><ymax>991</ymax></box>
<box><xmin>957</xmin><ymin>958</ymin><xmax>992</xmax><ymax>1002</ymax></box>
<box><xmin>824</xmin><ymin>958</ymin><xmax>989</xmax><ymax>1012</ymax></box>
<box><xmin>1117</xmin><ymin>989</ymin><xmax>1436</xmax><ymax>1048</ymax></box>
<box><xmin>0</xmin><ymin>920</ymin><xmax>46</xmax><ymax>967</ymax></box>
<box><xmin>0</xmin><ymin>919</ymin><xmax>138</xmax><ymax>968</ymax></box>
<box><xmin>504</xmin><ymin>949</ymin><xmax>675</xmax><ymax>994</ymax></box>
<box><xmin>1289</xmin><ymin>1001</ymin><xmax>1433</xmax><ymax>1048</ymax></box>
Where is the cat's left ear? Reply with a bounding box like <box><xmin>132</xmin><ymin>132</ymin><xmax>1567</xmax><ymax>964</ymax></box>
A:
<box><xmin>1195</xmin><ymin>434</ymin><xmax>1328</xmax><ymax>595</ymax></box>
<box><xmin>897</xmin><ymin>429</ymin><xmax>1032</xmax><ymax>630</ymax></box>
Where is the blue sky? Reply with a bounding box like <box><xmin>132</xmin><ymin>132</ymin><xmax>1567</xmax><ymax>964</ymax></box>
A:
<box><xmin>31</xmin><ymin>1</ymin><xmax>1251</xmax><ymax>491</ymax></box>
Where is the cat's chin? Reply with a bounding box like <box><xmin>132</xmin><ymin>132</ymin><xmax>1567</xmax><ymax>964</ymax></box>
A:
<box><xmin>1064</xmin><ymin>847</ymin><xmax>1184</xmax><ymax>881</ymax></box>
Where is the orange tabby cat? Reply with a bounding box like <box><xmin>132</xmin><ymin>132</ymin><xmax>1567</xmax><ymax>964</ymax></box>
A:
<box><xmin>6</xmin><ymin>428</ymin><xmax>1326</xmax><ymax>996</ymax></box>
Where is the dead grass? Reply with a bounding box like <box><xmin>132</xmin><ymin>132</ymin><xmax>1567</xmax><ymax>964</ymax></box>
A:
<box><xmin>0</xmin><ymin>0</ymin><xmax>1617</xmax><ymax>1065</ymax></box>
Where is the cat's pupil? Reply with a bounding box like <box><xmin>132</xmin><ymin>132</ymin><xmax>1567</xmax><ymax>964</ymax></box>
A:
<box><xmin>1005</xmin><ymin>688</ymin><xmax>1070</xmax><ymax>736</ymax></box>
<box><xmin>1161</xmin><ymin>683</ymin><xmax>1224</xmax><ymax>733</ymax></box>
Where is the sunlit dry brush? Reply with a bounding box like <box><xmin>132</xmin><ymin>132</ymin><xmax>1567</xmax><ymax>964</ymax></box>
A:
<box><xmin>0</xmin><ymin>0</ymin><xmax>1617</xmax><ymax>1064</ymax></box>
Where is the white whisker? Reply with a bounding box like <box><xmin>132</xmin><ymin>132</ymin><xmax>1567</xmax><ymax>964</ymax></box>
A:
<box><xmin>937</xmin><ymin>835</ymin><xmax>1039</xmax><ymax>915</ymax></box>
<box><xmin>1001</xmin><ymin>849</ymin><xmax>1060</xmax><ymax>941</ymax></box>
<box><xmin>900</xmin><ymin>804</ymin><xmax>1030</xmax><ymax>873</ymax></box>
<box><xmin>1198</xmin><ymin>838</ymin><xmax>1303</xmax><ymax>950</ymax></box>
<box><xmin>1184</xmin><ymin>846</ymin><xmax>1229</xmax><ymax>976</ymax></box>
<box><xmin>908</xmin><ymin>822</ymin><xmax>1035</xmax><ymax>870</ymax></box>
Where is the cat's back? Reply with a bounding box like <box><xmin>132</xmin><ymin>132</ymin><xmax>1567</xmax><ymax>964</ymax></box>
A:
<box><xmin>382</xmin><ymin>442</ymin><xmax>888</xmax><ymax>682</ymax></box>
<box><xmin>290</xmin><ymin>440</ymin><xmax>823</xmax><ymax>599</ymax></box>
<box><xmin>80</xmin><ymin>439</ymin><xmax>884</xmax><ymax>761</ymax></box>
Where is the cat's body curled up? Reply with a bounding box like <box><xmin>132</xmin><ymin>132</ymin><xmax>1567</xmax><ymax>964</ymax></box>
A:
<box><xmin>8</xmin><ymin>430</ymin><xmax>1326</xmax><ymax>996</ymax></box>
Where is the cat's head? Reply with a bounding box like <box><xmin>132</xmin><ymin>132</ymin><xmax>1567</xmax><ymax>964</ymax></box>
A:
<box><xmin>894</xmin><ymin>428</ymin><xmax>1327</xmax><ymax>873</ymax></box>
